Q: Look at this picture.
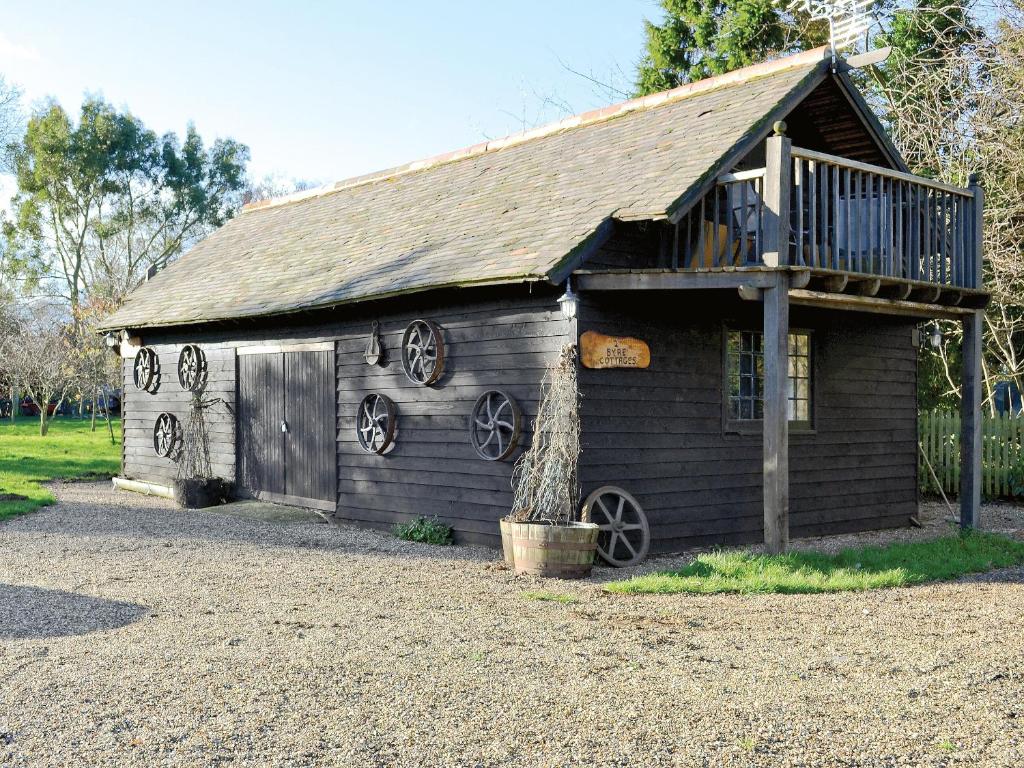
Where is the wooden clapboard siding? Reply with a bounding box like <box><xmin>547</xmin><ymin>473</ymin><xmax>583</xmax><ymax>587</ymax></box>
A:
<box><xmin>119</xmin><ymin>279</ymin><xmax>919</xmax><ymax>553</ymax></box>
<box><xmin>335</xmin><ymin>294</ymin><xmax>572</xmax><ymax>547</ymax></box>
<box><xmin>118</xmin><ymin>285</ymin><xmax>567</xmax><ymax>546</ymax></box>
<box><xmin>578</xmin><ymin>293</ymin><xmax>917</xmax><ymax>553</ymax></box>
<box><xmin>121</xmin><ymin>343</ymin><xmax>236</xmax><ymax>486</ymax></box>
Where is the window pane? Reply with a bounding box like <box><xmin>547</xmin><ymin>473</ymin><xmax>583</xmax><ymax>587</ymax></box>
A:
<box><xmin>726</xmin><ymin>329</ymin><xmax>811</xmax><ymax>426</ymax></box>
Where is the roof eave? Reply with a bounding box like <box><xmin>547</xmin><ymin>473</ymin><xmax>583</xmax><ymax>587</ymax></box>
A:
<box><xmin>98</xmin><ymin>273</ymin><xmax>552</xmax><ymax>333</ymax></box>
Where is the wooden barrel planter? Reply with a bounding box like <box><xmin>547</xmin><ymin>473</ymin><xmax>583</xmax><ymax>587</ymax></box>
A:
<box><xmin>510</xmin><ymin>521</ymin><xmax>599</xmax><ymax>579</ymax></box>
<box><xmin>499</xmin><ymin>518</ymin><xmax>515</xmax><ymax>567</ymax></box>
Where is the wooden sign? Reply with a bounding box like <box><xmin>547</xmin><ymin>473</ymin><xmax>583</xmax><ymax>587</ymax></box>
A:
<box><xmin>580</xmin><ymin>330</ymin><xmax>650</xmax><ymax>370</ymax></box>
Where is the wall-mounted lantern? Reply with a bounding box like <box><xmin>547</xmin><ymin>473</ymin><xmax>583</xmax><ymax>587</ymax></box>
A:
<box><xmin>557</xmin><ymin>279</ymin><xmax>579</xmax><ymax>321</ymax></box>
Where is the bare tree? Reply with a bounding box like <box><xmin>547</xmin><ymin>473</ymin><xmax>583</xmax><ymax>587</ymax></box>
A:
<box><xmin>241</xmin><ymin>174</ymin><xmax>317</xmax><ymax>206</ymax></box>
<box><xmin>0</xmin><ymin>297</ymin><xmax>20</xmax><ymax>421</ymax></box>
<box><xmin>2</xmin><ymin>302</ymin><xmax>80</xmax><ymax>435</ymax></box>
<box><xmin>0</xmin><ymin>75</ymin><xmax>22</xmax><ymax>170</ymax></box>
<box><xmin>864</xmin><ymin>5</ymin><xmax>1024</xmax><ymax>411</ymax></box>
<box><xmin>68</xmin><ymin>297</ymin><xmax>120</xmax><ymax>440</ymax></box>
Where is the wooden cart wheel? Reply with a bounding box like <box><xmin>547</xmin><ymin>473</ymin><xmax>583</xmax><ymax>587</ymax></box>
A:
<box><xmin>176</xmin><ymin>344</ymin><xmax>207</xmax><ymax>391</ymax></box>
<box><xmin>582</xmin><ymin>486</ymin><xmax>650</xmax><ymax>567</ymax></box>
<box><xmin>357</xmin><ymin>393</ymin><xmax>397</xmax><ymax>454</ymax></box>
<box><xmin>401</xmin><ymin>319</ymin><xmax>445</xmax><ymax>385</ymax></box>
<box><xmin>470</xmin><ymin>390</ymin><xmax>521</xmax><ymax>461</ymax></box>
<box><xmin>153</xmin><ymin>412</ymin><xmax>180</xmax><ymax>458</ymax></box>
<box><xmin>133</xmin><ymin>348</ymin><xmax>158</xmax><ymax>392</ymax></box>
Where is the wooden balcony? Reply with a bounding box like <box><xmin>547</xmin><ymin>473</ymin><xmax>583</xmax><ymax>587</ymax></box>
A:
<box><xmin>669</xmin><ymin>134</ymin><xmax>984</xmax><ymax>297</ymax></box>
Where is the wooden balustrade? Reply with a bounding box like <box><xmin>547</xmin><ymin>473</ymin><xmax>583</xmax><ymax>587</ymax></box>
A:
<box><xmin>672</xmin><ymin>142</ymin><xmax>982</xmax><ymax>290</ymax></box>
<box><xmin>675</xmin><ymin>168</ymin><xmax>766</xmax><ymax>270</ymax></box>
<box><xmin>788</xmin><ymin>147</ymin><xmax>979</xmax><ymax>288</ymax></box>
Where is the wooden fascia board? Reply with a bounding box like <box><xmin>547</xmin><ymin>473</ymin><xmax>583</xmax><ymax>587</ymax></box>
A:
<box><xmin>788</xmin><ymin>288</ymin><xmax>973</xmax><ymax>319</ymax></box>
<box><xmin>665</xmin><ymin>62</ymin><xmax>831</xmax><ymax>226</ymax></box>
<box><xmin>575</xmin><ymin>268</ymin><xmax>786</xmax><ymax>291</ymax></box>
<box><xmin>545</xmin><ymin>216</ymin><xmax>617</xmax><ymax>286</ymax></box>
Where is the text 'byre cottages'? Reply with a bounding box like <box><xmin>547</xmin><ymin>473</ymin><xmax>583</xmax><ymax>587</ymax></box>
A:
<box><xmin>101</xmin><ymin>46</ymin><xmax>987</xmax><ymax>559</ymax></box>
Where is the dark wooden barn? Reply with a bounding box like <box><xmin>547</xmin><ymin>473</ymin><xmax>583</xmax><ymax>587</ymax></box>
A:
<box><xmin>101</xmin><ymin>46</ymin><xmax>987</xmax><ymax>557</ymax></box>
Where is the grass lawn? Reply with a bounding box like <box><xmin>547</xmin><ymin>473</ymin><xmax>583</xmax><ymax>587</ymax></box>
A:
<box><xmin>604</xmin><ymin>531</ymin><xmax>1024</xmax><ymax>595</ymax></box>
<box><xmin>0</xmin><ymin>416</ymin><xmax>121</xmax><ymax>520</ymax></box>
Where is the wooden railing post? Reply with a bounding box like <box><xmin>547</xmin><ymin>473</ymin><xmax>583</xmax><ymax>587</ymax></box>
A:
<box><xmin>763</xmin><ymin>271</ymin><xmax>790</xmax><ymax>553</ymax></box>
<box><xmin>968</xmin><ymin>173</ymin><xmax>984</xmax><ymax>290</ymax></box>
<box><xmin>763</xmin><ymin>122</ymin><xmax>792</xmax><ymax>268</ymax></box>
<box><xmin>960</xmin><ymin>309</ymin><xmax>983</xmax><ymax>528</ymax></box>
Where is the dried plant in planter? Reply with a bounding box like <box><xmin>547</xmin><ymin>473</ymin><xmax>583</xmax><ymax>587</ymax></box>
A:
<box><xmin>174</xmin><ymin>394</ymin><xmax>230</xmax><ymax>508</ymax></box>
<box><xmin>505</xmin><ymin>345</ymin><xmax>597</xmax><ymax>578</ymax></box>
<box><xmin>509</xmin><ymin>345</ymin><xmax>581</xmax><ymax>525</ymax></box>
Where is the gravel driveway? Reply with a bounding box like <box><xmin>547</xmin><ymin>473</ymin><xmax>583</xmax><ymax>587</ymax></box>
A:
<box><xmin>2</xmin><ymin>482</ymin><xmax>1023</xmax><ymax>767</ymax></box>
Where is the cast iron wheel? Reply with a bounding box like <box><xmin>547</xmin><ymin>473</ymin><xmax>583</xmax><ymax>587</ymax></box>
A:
<box><xmin>401</xmin><ymin>319</ymin><xmax>445</xmax><ymax>385</ymax></box>
<box><xmin>133</xmin><ymin>348</ymin><xmax>158</xmax><ymax>392</ymax></box>
<box><xmin>153</xmin><ymin>412</ymin><xmax>181</xmax><ymax>458</ymax></box>
<box><xmin>357</xmin><ymin>393</ymin><xmax>397</xmax><ymax>454</ymax></box>
<box><xmin>582</xmin><ymin>486</ymin><xmax>651</xmax><ymax>567</ymax></box>
<box><xmin>176</xmin><ymin>344</ymin><xmax>207</xmax><ymax>391</ymax></box>
<box><xmin>470</xmin><ymin>390</ymin><xmax>521</xmax><ymax>461</ymax></box>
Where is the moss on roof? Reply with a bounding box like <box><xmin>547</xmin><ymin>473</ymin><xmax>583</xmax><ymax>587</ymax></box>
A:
<box><xmin>103</xmin><ymin>50</ymin><xmax>829</xmax><ymax>331</ymax></box>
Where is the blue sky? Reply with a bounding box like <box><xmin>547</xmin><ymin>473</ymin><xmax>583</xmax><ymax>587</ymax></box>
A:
<box><xmin>0</xmin><ymin>1</ymin><xmax>656</xmax><ymax>185</ymax></box>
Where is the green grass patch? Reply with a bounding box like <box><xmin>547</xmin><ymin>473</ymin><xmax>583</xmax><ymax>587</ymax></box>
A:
<box><xmin>522</xmin><ymin>590</ymin><xmax>579</xmax><ymax>604</ymax></box>
<box><xmin>604</xmin><ymin>531</ymin><xmax>1024</xmax><ymax>595</ymax></box>
<box><xmin>392</xmin><ymin>515</ymin><xmax>453</xmax><ymax>545</ymax></box>
<box><xmin>0</xmin><ymin>416</ymin><xmax>121</xmax><ymax>520</ymax></box>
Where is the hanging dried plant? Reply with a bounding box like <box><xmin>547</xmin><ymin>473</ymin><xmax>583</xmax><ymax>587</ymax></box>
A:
<box><xmin>509</xmin><ymin>345</ymin><xmax>581</xmax><ymax>524</ymax></box>
<box><xmin>176</xmin><ymin>393</ymin><xmax>224</xmax><ymax>482</ymax></box>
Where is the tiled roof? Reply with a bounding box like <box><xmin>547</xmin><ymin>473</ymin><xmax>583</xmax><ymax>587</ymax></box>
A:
<box><xmin>102</xmin><ymin>48</ymin><xmax>830</xmax><ymax>330</ymax></box>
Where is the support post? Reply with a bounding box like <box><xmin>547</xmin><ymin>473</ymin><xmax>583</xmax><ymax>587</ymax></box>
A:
<box><xmin>763</xmin><ymin>272</ymin><xmax>790</xmax><ymax>553</ymax></box>
<box><xmin>960</xmin><ymin>309</ymin><xmax>983</xmax><ymax>529</ymax></box>
<box><xmin>968</xmin><ymin>173</ymin><xmax>984</xmax><ymax>290</ymax></box>
<box><xmin>762</xmin><ymin>122</ymin><xmax>792</xmax><ymax>268</ymax></box>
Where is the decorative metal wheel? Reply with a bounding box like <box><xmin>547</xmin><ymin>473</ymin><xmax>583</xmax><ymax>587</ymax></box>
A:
<box><xmin>470</xmin><ymin>390</ymin><xmax>521</xmax><ymax>461</ymax></box>
<box><xmin>401</xmin><ymin>320</ymin><xmax>445</xmax><ymax>386</ymax></box>
<box><xmin>153</xmin><ymin>413</ymin><xmax>181</xmax><ymax>458</ymax></box>
<box><xmin>176</xmin><ymin>344</ymin><xmax>207</xmax><ymax>391</ymax></box>
<box><xmin>357</xmin><ymin>393</ymin><xmax>397</xmax><ymax>454</ymax></box>
<box><xmin>133</xmin><ymin>348</ymin><xmax>159</xmax><ymax>392</ymax></box>
<box><xmin>582</xmin><ymin>486</ymin><xmax>651</xmax><ymax>567</ymax></box>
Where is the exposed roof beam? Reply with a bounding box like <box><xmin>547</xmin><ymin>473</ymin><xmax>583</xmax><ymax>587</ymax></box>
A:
<box><xmin>575</xmin><ymin>268</ymin><xmax>810</xmax><ymax>291</ymax></box>
<box><xmin>788</xmin><ymin>288</ymin><xmax>973</xmax><ymax>319</ymax></box>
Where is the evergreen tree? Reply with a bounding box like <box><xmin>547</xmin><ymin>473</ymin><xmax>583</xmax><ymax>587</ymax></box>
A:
<box><xmin>634</xmin><ymin>0</ymin><xmax>829</xmax><ymax>95</ymax></box>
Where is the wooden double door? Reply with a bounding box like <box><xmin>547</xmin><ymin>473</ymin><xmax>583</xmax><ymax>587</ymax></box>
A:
<box><xmin>237</xmin><ymin>347</ymin><xmax>336</xmax><ymax>511</ymax></box>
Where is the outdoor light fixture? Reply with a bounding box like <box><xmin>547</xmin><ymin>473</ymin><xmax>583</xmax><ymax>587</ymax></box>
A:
<box><xmin>557</xmin><ymin>279</ymin><xmax>578</xmax><ymax>321</ymax></box>
<box><xmin>929</xmin><ymin>322</ymin><xmax>943</xmax><ymax>349</ymax></box>
<box><xmin>103</xmin><ymin>332</ymin><xmax>118</xmax><ymax>349</ymax></box>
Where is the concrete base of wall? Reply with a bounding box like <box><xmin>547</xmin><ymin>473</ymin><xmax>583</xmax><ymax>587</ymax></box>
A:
<box><xmin>112</xmin><ymin>476</ymin><xmax>176</xmax><ymax>501</ymax></box>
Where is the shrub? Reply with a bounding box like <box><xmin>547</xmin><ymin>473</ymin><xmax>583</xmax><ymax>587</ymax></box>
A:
<box><xmin>393</xmin><ymin>516</ymin><xmax>453</xmax><ymax>545</ymax></box>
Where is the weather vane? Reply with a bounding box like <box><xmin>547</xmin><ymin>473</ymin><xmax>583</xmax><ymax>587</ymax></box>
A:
<box><xmin>786</xmin><ymin>0</ymin><xmax>875</xmax><ymax>67</ymax></box>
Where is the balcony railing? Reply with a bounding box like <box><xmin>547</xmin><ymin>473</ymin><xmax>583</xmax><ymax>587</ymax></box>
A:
<box><xmin>672</xmin><ymin>142</ymin><xmax>983</xmax><ymax>290</ymax></box>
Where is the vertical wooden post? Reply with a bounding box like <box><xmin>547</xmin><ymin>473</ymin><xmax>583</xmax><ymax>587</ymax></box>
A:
<box><xmin>968</xmin><ymin>173</ymin><xmax>984</xmax><ymax>290</ymax></box>
<box><xmin>763</xmin><ymin>272</ymin><xmax>790</xmax><ymax>553</ymax></box>
<box><xmin>960</xmin><ymin>309</ymin><xmax>983</xmax><ymax>529</ymax></box>
<box><xmin>762</xmin><ymin>122</ymin><xmax>793</xmax><ymax>268</ymax></box>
